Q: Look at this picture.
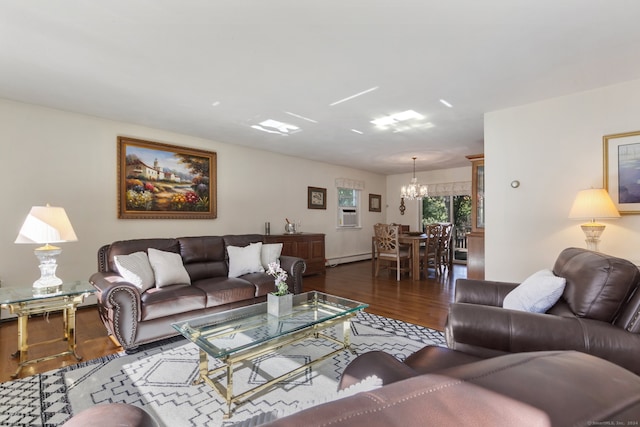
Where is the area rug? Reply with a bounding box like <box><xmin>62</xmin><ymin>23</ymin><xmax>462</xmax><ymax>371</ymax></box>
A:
<box><xmin>0</xmin><ymin>312</ymin><xmax>445</xmax><ymax>427</ymax></box>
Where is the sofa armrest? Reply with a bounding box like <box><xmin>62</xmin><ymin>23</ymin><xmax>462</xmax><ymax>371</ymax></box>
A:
<box><xmin>279</xmin><ymin>255</ymin><xmax>305</xmax><ymax>294</ymax></box>
<box><xmin>454</xmin><ymin>278</ymin><xmax>519</xmax><ymax>306</ymax></box>
<box><xmin>89</xmin><ymin>271</ymin><xmax>142</xmax><ymax>349</ymax></box>
<box><xmin>445</xmin><ymin>302</ymin><xmax>640</xmax><ymax>375</ymax></box>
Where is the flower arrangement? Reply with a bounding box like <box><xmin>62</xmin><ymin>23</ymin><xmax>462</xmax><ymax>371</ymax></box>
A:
<box><xmin>267</xmin><ymin>262</ymin><xmax>289</xmax><ymax>296</ymax></box>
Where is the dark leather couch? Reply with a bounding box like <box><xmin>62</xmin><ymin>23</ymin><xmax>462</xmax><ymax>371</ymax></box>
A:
<box><xmin>90</xmin><ymin>234</ymin><xmax>305</xmax><ymax>351</ymax></box>
<box><xmin>265</xmin><ymin>347</ymin><xmax>640</xmax><ymax>426</ymax></box>
<box><xmin>446</xmin><ymin>247</ymin><xmax>640</xmax><ymax>375</ymax></box>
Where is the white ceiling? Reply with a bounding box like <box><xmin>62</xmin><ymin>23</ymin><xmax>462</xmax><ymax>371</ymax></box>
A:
<box><xmin>2</xmin><ymin>1</ymin><xmax>640</xmax><ymax>175</ymax></box>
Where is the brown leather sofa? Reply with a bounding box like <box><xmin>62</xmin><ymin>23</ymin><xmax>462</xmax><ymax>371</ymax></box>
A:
<box><xmin>90</xmin><ymin>234</ymin><xmax>305</xmax><ymax>351</ymax></box>
<box><xmin>446</xmin><ymin>247</ymin><xmax>640</xmax><ymax>375</ymax></box>
<box><xmin>264</xmin><ymin>347</ymin><xmax>640</xmax><ymax>426</ymax></box>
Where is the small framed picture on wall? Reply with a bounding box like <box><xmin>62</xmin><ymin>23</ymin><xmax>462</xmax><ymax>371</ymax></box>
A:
<box><xmin>369</xmin><ymin>194</ymin><xmax>382</xmax><ymax>212</ymax></box>
<box><xmin>308</xmin><ymin>186</ymin><xmax>327</xmax><ymax>209</ymax></box>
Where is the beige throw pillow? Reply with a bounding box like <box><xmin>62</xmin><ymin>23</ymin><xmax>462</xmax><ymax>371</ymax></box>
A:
<box><xmin>147</xmin><ymin>248</ymin><xmax>191</xmax><ymax>288</ymax></box>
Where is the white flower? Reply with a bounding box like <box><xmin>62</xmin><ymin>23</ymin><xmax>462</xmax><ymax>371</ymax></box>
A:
<box><xmin>267</xmin><ymin>262</ymin><xmax>289</xmax><ymax>296</ymax></box>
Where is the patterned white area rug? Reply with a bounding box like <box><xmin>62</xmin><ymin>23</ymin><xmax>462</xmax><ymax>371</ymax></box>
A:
<box><xmin>0</xmin><ymin>312</ymin><xmax>445</xmax><ymax>427</ymax></box>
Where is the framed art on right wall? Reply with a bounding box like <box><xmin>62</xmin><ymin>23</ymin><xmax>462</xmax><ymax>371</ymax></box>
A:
<box><xmin>369</xmin><ymin>194</ymin><xmax>381</xmax><ymax>212</ymax></box>
<box><xmin>604</xmin><ymin>130</ymin><xmax>640</xmax><ymax>214</ymax></box>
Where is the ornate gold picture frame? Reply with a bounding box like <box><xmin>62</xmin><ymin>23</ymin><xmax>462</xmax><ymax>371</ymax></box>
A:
<box><xmin>118</xmin><ymin>136</ymin><xmax>217</xmax><ymax>219</ymax></box>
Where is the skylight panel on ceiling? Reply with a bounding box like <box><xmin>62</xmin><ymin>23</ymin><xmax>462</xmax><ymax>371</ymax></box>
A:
<box><xmin>370</xmin><ymin>110</ymin><xmax>426</xmax><ymax>130</ymax></box>
<box><xmin>251</xmin><ymin>119</ymin><xmax>300</xmax><ymax>136</ymax></box>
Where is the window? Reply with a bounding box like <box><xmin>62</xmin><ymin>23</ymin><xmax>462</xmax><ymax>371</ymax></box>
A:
<box><xmin>337</xmin><ymin>188</ymin><xmax>360</xmax><ymax>227</ymax></box>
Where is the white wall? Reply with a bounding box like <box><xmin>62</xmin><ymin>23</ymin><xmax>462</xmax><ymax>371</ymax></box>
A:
<box><xmin>385</xmin><ymin>167</ymin><xmax>472</xmax><ymax>230</ymax></box>
<box><xmin>485</xmin><ymin>78</ymin><xmax>640</xmax><ymax>282</ymax></box>
<box><xmin>0</xmin><ymin>98</ymin><xmax>386</xmax><ymax>289</ymax></box>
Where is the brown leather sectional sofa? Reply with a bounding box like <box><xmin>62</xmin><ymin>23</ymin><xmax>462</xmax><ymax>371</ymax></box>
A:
<box><xmin>446</xmin><ymin>247</ymin><xmax>640</xmax><ymax>374</ymax></box>
<box><xmin>266</xmin><ymin>347</ymin><xmax>640</xmax><ymax>426</ymax></box>
<box><xmin>90</xmin><ymin>234</ymin><xmax>305</xmax><ymax>352</ymax></box>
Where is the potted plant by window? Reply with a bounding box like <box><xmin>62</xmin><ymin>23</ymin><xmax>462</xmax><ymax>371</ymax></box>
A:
<box><xmin>266</xmin><ymin>262</ymin><xmax>292</xmax><ymax>317</ymax></box>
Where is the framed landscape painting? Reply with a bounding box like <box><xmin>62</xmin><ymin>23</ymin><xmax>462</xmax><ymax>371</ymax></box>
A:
<box><xmin>118</xmin><ymin>137</ymin><xmax>217</xmax><ymax>219</ymax></box>
<box><xmin>604</xmin><ymin>130</ymin><xmax>640</xmax><ymax>214</ymax></box>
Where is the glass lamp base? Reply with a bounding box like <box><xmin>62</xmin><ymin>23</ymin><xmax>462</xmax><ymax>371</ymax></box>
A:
<box><xmin>33</xmin><ymin>246</ymin><xmax>64</xmax><ymax>294</ymax></box>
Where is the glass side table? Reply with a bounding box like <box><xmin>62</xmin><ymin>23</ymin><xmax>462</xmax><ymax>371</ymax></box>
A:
<box><xmin>0</xmin><ymin>280</ymin><xmax>95</xmax><ymax>378</ymax></box>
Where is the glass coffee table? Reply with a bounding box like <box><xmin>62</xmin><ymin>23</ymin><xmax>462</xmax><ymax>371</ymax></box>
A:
<box><xmin>172</xmin><ymin>291</ymin><xmax>368</xmax><ymax>418</ymax></box>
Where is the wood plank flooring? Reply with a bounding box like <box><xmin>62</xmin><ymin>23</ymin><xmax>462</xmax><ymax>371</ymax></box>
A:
<box><xmin>0</xmin><ymin>261</ymin><xmax>464</xmax><ymax>383</ymax></box>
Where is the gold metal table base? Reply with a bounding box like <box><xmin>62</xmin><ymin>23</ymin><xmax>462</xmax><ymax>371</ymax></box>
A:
<box><xmin>195</xmin><ymin>312</ymin><xmax>357</xmax><ymax>419</ymax></box>
<box><xmin>4</xmin><ymin>293</ymin><xmax>88</xmax><ymax>378</ymax></box>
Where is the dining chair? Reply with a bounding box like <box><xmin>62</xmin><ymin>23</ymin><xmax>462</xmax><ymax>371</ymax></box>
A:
<box><xmin>391</xmin><ymin>223</ymin><xmax>410</xmax><ymax>234</ymax></box>
<box><xmin>420</xmin><ymin>223</ymin><xmax>440</xmax><ymax>278</ymax></box>
<box><xmin>390</xmin><ymin>223</ymin><xmax>411</xmax><ymax>252</ymax></box>
<box><xmin>373</xmin><ymin>223</ymin><xmax>411</xmax><ymax>281</ymax></box>
<box><xmin>437</xmin><ymin>222</ymin><xmax>454</xmax><ymax>274</ymax></box>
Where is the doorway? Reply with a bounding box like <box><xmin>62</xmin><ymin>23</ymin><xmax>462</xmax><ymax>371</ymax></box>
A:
<box><xmin>422</xmin><ymin>195</ymin><xmax>471</xmax><ymax>263</ymax></box>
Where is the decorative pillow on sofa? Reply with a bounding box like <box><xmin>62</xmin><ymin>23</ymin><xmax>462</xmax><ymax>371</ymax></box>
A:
<box><xmin>113</xmin><ymin>251</ymin><xmax>155</xmax><ymax>292</ymax></box>
<box><xmin>147</xmin><ymin>248</ymin><xmax>191</xmax><ymax>288</ymax></box>
<box><xmin>503</xmin><ymin>269</ymin><xmax>566</xmax><ymax>313</ymax></box>
<box><xmin>228</xmin><ymin>242</ymin><xmax>265</xmax><ymax>278</ymax></box>
<box><xmin>261</xmin><ymin>243</ymin><xmax>283</xmax><ymax>270</ymax></box>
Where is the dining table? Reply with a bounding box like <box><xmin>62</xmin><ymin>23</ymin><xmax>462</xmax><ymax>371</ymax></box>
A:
<box><xmin>371</xmin><ymin>233</ymin><xmax>427</xmax><ymax>281</ymax></box>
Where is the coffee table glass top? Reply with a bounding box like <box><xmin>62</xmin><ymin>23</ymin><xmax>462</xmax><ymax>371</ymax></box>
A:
<box><xmin>172</xmin><ymin>291</ymin><xmax>368</xmax><ymax>358</ymax></box>
<box><xmin>0</xmin><ymin>281</ymin><xmax>95</xmax><ymax>305</ymax></box>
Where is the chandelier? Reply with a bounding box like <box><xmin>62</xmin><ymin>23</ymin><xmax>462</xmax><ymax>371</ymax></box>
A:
<box><xmin>401</xmin><ymin>156</ymin><xmax>428</xmax><ymax>200</ymax></box>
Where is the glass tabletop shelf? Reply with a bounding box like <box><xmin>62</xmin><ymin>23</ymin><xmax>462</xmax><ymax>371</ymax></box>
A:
<box><xmin>172</xmin><ymin>291</ymin><xmax>368</xmax><ymax>359</ymax></box>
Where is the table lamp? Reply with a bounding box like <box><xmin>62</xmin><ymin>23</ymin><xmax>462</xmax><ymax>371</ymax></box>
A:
<box><xmin>15</xmin><ymin>204</ymin><xmax>78</xmax><ymax>292</ymax></box>
<box><xmin>568</xmin><ymin>188</ymin><xmax>620</xmax><ymax>252</ymax></box>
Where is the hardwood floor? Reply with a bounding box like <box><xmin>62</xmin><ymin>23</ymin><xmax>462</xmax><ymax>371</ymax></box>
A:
<box><xmin>0</xmin><ymin>261</ymin><xmax>464</xmax><ymax>383</ymax></box>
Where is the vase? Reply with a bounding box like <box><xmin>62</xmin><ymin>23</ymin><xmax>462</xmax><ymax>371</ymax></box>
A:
<box><xmin>268</xmin><ymin>292</ymin><xmax>293</xmax><ymax>317</ymax></box>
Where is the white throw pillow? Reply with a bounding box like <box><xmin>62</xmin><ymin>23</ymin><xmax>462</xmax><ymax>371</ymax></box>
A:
<box><xmin>261</xmin><ymin>243</ymin><xmax>283</xmax><ymax>270</ymax></box>
<box><xmin>147</xmin><ymin>248</ymin><xmax>191</xmax><ymax>288</ymax></box>
<box><xmin>113</xmin><ymin>251</ymin><xmax>155</xmax><ymax>292</ymax></box>
<box><xmin>503</xmin><ymin>269</ymin><xmax>566</xmax><ymax>313</ymax></box>
<box><xmin>228</xmin><ymin>242</ymin><xmax>265</xmax><ymax>278</ymax></box>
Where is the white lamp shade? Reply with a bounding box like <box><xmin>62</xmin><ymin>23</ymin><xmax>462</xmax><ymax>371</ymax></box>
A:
<box><xmin>568</xmin><ymin>189</ymin><xmax>620</xmax><ymax>220</ymax></box>
<box><xmin>15</xmin><ymin>205</ymin><xmax>78</xmax><ymax>244</ymax></box>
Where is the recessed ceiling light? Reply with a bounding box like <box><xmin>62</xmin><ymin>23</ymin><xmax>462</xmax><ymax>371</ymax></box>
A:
<box><xmin>439</xmin><ymin>99</ymin><xmax>453</xmax><ymax>108</ymax></box>
<box><xmin>329</xmin><ymin>86</ymin><xmax>379</xmax><ymax>106</ymax></box>
<box><xmin>351</xmin><ymin>129</ymin><xmax>363</xmax><ymax>134</ymax></box>
<box><xmin>284</xmin><ymin>111</ymin><xmax>318</xmax><ymax>123</ymax></box>
<box><xmin>211</xmin><ymin>101</ymin><xmax>221</xmax><ymax>107</ymax></box>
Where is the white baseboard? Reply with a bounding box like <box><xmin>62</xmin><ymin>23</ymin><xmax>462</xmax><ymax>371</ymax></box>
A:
<box><xmin>326</xmin><ymin>253</ymin><xmax>371</xmax><ymax>267</ymax></box>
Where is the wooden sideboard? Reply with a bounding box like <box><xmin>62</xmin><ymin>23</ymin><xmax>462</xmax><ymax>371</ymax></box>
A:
<box><xmin>264</xmin><ymin>233</ymin><xmax>326</xmax><ymax>276</ymax></box>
